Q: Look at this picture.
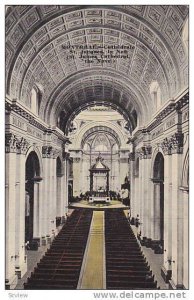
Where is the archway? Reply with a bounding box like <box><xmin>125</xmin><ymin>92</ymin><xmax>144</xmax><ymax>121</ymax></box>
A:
<box><xmin>25</xmin><ymin>151</ymin><xmax>41</xmax><ymax>243</ymax></box>
<box><xmin>153</xmin><ymin>152</ymin><xmax>164</xmax><ymax>250</ymax></box>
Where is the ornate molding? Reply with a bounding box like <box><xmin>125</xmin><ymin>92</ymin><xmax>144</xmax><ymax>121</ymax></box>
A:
<box><xmin>161</xmin><ymin>133</ymin><xmax>184</xmax><ymax>155</ymax></box>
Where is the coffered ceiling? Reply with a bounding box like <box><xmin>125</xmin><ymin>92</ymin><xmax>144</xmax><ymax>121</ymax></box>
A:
<box><xmin>5</xmin><ymin>5</ymin><xmax>188</xmax><ymax>128</ymax></box>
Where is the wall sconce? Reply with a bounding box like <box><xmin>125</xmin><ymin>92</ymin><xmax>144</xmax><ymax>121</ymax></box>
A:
<box><xmin>11</xmin><ymin>255</ymin><xmax>19</xmax><ymax>260</ymax></box>
<box><xmin>166</xmin><ymin>258</ymin><xmax>175</xmax><ymax>265</ymax></box>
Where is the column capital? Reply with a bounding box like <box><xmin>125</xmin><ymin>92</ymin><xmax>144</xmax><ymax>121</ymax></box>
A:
<box><xmin>161</xmin><ymin>133</ymin><xmax>184</xmax><ymax>155</ymax></box>
<box><xmin>170</xmin><ymin>133</ymin><xmax>184</xmax><ymax>154</ymax></box>
<box><xmin>161</xmin><ymin>138</ymin><xmax>171</xmax><ymax>155</ymax></box>
<box><xmin>42</xmin><ymin>146</ymin><xmax>55</xmax><ymax>158</ymax></box>
<box><xmin>5</xmin><ymin>133</ymin><xmax>29</xmax><ymax>154</ymax></box>
<box><xmin>16</xmin><ymin>137</ymin><xmax>29</xmax><ymax>155</ymax></box>
<box><xmin>136</xmin><ymin>146</ymin><xmax>152</xmax><ymax>159</ymax></box>
<box><xmin>5</xmin><ymin>133</ymin><xmax>18</xmax><ymax>153</ymax></box>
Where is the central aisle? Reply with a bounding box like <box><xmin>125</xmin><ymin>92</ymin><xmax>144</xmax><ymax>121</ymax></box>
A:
<box><xmin>78</xmin><ymin>211</ymin><xmax>105</xmax><ymax>289</ymax></box>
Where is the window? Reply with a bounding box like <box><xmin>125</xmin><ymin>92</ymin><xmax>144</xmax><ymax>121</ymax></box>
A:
<box><xmin>30</xmin><ymin>84</ymin><xmax>43</xmax><ymax>115</ymax></box>
<box><xmin>149</xmin><ymin>81</ymin><xmax>161</xmax><ymax>112</ymax></box>
<box><xmin>182</xmin><ymin>18</ymin><xmax>188</xmax><ymax>56</ymax></box>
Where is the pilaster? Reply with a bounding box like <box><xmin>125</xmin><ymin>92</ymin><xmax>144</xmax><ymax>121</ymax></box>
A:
<box><xmin>5</xmin><ymin>133</ymin><xmax>18</xmax><ymax>289</ymax></box>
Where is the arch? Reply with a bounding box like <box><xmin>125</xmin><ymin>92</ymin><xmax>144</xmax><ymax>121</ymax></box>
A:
<box><xmin>153</xmin><ymin>152</ymin><xmax>164</xmax><ymax>181</ymax></box>
<box><xmin>46</xmin><ymin>70</ymin><xmax>150</xmax><ymax>129</ymax></box>
<box><xmin>25</xmin><ymin>151</ymin><xmax>42</xmax><ymax>243</ymax></box>
<box><xmin>150</xmin><ymin>146</ymin><xmax>165</xmax><ymax>179</ymax></box>
<box><xmin>152</xmin><ymin>151</ymin><xmax>164</xmax><ymax>245</ymax></box>
<box><xmin>70</xmin><ymin>121</ymin><xmax>128</xmax><ymax>149</ymax></box>
<box><xmin>56</xmin><ymin>156</ymin><xmax>64</xmax><ymax>177</ymax></box>
<box><xmin>62</xmin><ymin>100</ymin><xmax>138</xmax><ymax>135</ymax></box>
<box><xmin>181</xmin><ymin>149</ymin><xmax>189</xmax><ymax>188</ymax></box>
<box><xmin>81</xmin><ymin>125</ymin><xmax>121</xmax><ymax>149</ymax></box>
<box><xmin>25</xmin><ymin>145</ymin><xmax>43</xmax><ymax>178</ymax></box>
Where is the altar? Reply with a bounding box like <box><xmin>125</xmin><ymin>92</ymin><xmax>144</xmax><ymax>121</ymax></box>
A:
<box><xmin>89</xmin><ymin>154</ymin><xmax>110</xmax><ymax>203</ymax></box>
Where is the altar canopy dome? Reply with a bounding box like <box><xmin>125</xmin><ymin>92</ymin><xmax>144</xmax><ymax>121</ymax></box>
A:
<box><xmin>90</xmin><ymin>154</ymin><xmax>110</xmax><ymax>171</ymax></box>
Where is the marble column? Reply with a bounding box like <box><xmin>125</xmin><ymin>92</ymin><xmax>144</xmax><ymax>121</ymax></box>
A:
<box><xmin>182</xmin><ymin>187</ymin><xmax>189</xmax><ymax>289</ymax></box>
<box><xmin>50</xmin><ymin>158</ymin><xmax>57</xmax><ymax>233</ymax></box>
<box><xmin>141</xmin><ymin>157</ymin><xmax>151</xmax><ymax>239</ymax></box>
<box><xmin>41</xmin><ymin>156</ymin><xmax>50</xmax><ymax>238</ymax></box>
<box><xmin>56</xmin><ymin>174</ymin><xmax>64</xmax><ymax>220</ymax></box>
<box><xmin>129</xmin><ymin>154</ymin><xmax>135</xmax><ymax>218</ymax></box>
<box><xmin>73</xmin><ymin>157</ymin><xmax>81</xmax><ymax>196</ymax></box>
<box><xmin>33</xmin><ymin>181</ymin><xmax>41</xmax><ymax>238</ymax></box>
<box><xmin>153</xmin><ymin>181</ymin><xmax>161</xmax><ymax>241</ymax></box>
<box><xmin>5</xmin><ymin>134</ymin><xmax>18</xmax><ymax>289</ymax></box>
<box><xmin>138</xmin><ymin>157</ymin><xmax>143</xmax><ymax>233</ymax></box>
<box><xmin>169</xmin><ymin>152</ymin><xmax>182</xmax><ymax>288</ymax></box>
<box><xmin>62</xmin><ymin>152</ymin><xmax>69</xmax><ymax>217</ymax></box>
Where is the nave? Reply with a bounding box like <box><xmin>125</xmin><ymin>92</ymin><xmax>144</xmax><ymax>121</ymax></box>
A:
<box><xmin>23</xmin><ymin>208</ymin><xmax>160</xmax><ymax>290</ymax></box>
<box><xmin>5</xmin><ymin>5</ymin><xmax>189</xmax><ymax>290</ymax></box>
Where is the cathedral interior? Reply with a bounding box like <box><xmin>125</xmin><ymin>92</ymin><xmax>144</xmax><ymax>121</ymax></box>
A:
<box><xmin>5</xmin><ymin>5</ymin><xmax>189</xmax><ymax>290</ymax></box>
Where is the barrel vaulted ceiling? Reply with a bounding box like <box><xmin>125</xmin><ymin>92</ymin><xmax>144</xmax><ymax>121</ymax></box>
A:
<box><xmin>5</xmin><ymin>5</ymin><xmax>189</xmax><ymax>127</ymax></box>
